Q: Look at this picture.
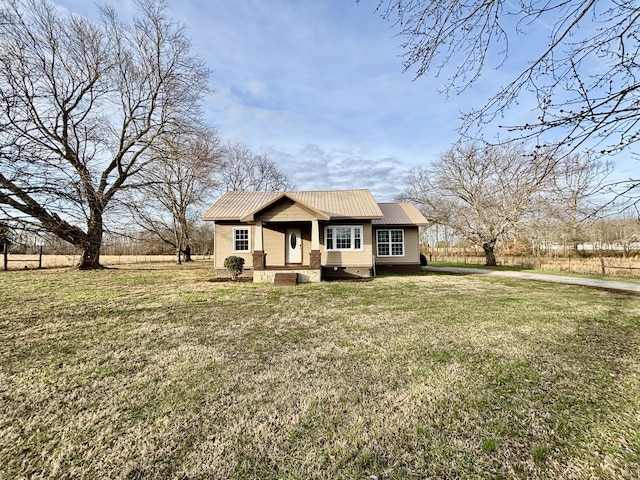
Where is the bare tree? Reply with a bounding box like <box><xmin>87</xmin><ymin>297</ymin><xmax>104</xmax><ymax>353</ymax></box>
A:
<box><xmin>399</xmin><ymin>143</ymin><xmax>555</xmax><ymax>266</ymax></box>
<box><xmin>0</xmin><ymin>0</ymin><xmax>211</xmax><ymax>269</ymax></box>
<box><xmin>373</xmin><ymin>1</ymin><xmax>639</xmax><ymax>152</ymax></box>
<box><xmin>214</xmin><ymin>141</ymin><xmax>293</xmax><ymax>194</ymax></box>
<box><xmin>546</xmin><ymin>154</ymin><xmax>614</xmax><ymax>251</ymax></box>
<box><xmin>131</xmin><ymin>130</ymin><xmax>220</xmax><ymax>264</ymax></box>
<box><xmin>369</xmin><ymin>0</ymin><xmax>640</xmax><ymax>201</ymax></box>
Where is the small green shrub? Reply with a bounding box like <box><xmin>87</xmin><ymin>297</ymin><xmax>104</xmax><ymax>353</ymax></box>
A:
<box><xmin>223</xmin><ymin>255</ymin><xmax>245</xmax><ymax>280</ymax></box>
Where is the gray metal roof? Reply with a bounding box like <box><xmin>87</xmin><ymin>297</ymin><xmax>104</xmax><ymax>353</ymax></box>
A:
<box><xmin>202</xmin><ymin>189</ymin><xmax>384</xmax><ymax>221</ymax></box>
<box><xmin>202</xmin><ymin>190</ymin><xmax>428</xmax><ymax>226</ymax></box>
<box><xmin>372</xmin><ymin>203</ymin><xmax>429</xmax><ymax>226</ymax></box>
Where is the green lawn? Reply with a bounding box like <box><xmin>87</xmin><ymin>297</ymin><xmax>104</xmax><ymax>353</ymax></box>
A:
<box><xmin>1</xmin><ymin>263</ymin><xmax>639</xmax><ymax>479</ymax></box>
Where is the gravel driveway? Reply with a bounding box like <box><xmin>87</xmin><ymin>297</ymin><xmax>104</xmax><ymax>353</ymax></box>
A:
<box><xmin>423</xmin><ymin>266</ymin><xmax>640</xmax><ymax>295</ymax></box>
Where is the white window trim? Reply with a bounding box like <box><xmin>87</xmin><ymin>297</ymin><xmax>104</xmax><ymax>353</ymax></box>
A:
<box><xmin>324</xmin><ymin>225</ymin><xmax>364</xmax><ymax>252</ymax></box>
<box><xmin>376</xmin><ymin>228</ymin><xmax>405</xmax><ymax>257</ymax></box>
<box><xmin>232</xmin><ymin>226</ymin><xmax>251</xmax><ymax>253</ymax></box>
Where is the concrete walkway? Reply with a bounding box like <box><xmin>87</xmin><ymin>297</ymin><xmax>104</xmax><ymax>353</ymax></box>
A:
<box><xmin>423</xmin><ymin>266</ymin><xmax>640</xmax><ymax>295</ymax></box>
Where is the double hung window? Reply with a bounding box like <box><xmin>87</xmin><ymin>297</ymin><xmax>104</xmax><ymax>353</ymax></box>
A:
<box><xmin>233</xmin><ymin>227</ymin><xmax>250</xmax><ymax>252</ymax></box>
<box><xmin>325</xmin><ymin>226</ymin><xmax>363</xmax><ymax>251</ymax></box>
<box><xmin>376</xmin><ymin>229</ymin><xmax>404</xmax><ymax>256</ymax></box>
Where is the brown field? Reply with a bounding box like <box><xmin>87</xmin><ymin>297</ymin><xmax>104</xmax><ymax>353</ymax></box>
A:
<box><xmin>2</xmin><ymin>254</ymin><xmax>210</xmax><ymax>270</ymax></box>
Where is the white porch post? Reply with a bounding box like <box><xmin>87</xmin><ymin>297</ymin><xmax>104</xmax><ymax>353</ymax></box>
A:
<box><xmin>255</xmin><ymin>220</ymin><xmax>263</xmax><ymax>251</ymax></box>
<box><xmin>310</xmin><ymin>219</ymin><xmax>321</xmax><ymax>270</ymax></box>
<box><xmin>252</xmin><ymin>220</ymin><xmax>266</xmax><ymax>270</ymax></box>
<box><xmin>311</xmin><ymin>220</ymin><xmax>319</xmax><ymax>250</ymax></box>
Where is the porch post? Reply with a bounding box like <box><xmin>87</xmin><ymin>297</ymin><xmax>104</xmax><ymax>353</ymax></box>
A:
<box><xmin>255</xmin><ymin>221</ymin><xmax>263</xmax><ymax>251</ymax></box>
<box><xmin>252</xmin><ymin>220</ymin><xmax>266</xmax><ymax>270</ymax></box>
<box><xmin>309</xmin><ymin>219</ymin><xmax>321</xmax><ymax>269</ymax></box>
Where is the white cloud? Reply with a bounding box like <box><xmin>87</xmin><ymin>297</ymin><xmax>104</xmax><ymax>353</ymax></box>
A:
<box><xmin>52</xmin><ymin>0</ymin><xmax>636</xmax><ymax>198</ymax></box>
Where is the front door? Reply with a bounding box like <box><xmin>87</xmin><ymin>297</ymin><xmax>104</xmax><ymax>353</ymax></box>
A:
<box><xmin>286</xmin><ymin>228</ymin><xmax>302</xmax><ymax>264</ymax></box>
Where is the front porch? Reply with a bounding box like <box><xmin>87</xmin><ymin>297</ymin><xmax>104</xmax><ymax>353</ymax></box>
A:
<box><xmin>251</xmin><ymin>248</ymin><xmax>322</xmax><ymax>283</ymax></box>
<box><xmin>253</xmin><ymin>266</ymin><xmax>322</xmax><ymax>283</ymax></box>
<box><xmin>248</xmin><ymin>216</ymin><xmax>323</xmax><ymax>283</ymax></box>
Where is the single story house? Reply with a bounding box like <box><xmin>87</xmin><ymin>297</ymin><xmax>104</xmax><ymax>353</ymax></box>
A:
<box><xmin>202</xmin><ymin>189</ymin><xmax>428</xmax><ymax>282</ymax></box>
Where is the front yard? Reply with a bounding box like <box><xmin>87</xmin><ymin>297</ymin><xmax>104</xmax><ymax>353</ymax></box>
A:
<box><xmin>1</xmin><ymin>263</ymin><xmax>638</xmax><ymax>479</ymax></box>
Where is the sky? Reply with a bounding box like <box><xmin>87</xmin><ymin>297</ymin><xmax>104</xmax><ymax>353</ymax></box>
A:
<box><xmin>54</xmin><ymin>0</ymin><xmax>637</xmax><ymax>203</ymax></box>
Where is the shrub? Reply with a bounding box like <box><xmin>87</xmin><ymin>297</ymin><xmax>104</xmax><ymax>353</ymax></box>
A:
<box><xmin>223</xmin><ymin>255</ymin><xmax>245</xmax><ymax>280</ymax></box>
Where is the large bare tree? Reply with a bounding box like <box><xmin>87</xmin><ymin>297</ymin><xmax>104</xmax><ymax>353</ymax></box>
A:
<box><xmin>0</xmin><ymin>0</ymin><xmax>210</xmax><ymax>269</ymax></box>
<box><xmin>131</xmin><ymin>130</ymin><xmax>220</xmax><ymax>264</ymax></box>
<box><xmin>214</xmin><ymin>141</ymin><xmax>293</xmax><ymax>194</ymax></box>
<box><xmin>399</xmin><ymin>143</ymin><xmax>555</xmax><ymax>266</ymax></box>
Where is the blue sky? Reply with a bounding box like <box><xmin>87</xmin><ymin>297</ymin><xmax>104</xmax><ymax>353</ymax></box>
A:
<box><xmin>55</xmin><ymin>0</ymin><xmax>636</xmax><ymax>202</ymax></box>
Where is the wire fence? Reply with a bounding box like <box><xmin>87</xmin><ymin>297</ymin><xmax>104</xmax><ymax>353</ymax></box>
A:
<box><xmin>2</xmin><ymin>251</ymin><xmax>212</xmax><ymax>271</ymax></box>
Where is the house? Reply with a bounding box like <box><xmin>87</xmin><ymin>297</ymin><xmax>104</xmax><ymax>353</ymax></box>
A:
<box><xmin>201</xmin><ymin>189</ymin><xmax>428</xmax><ymax>282</ymax></box>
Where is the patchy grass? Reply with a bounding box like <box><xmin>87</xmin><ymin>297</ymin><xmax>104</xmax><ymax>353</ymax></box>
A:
<box><xmin>1</xmin><ymin>262</ymin><xmax>639</xmax><ymax>479</ymax></box>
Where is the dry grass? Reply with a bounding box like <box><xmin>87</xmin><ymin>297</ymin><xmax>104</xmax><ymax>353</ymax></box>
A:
<box><xmin>2</xmin><ymin>254</ymin><xmax>197</xmax><ymax>270</ymax></box>
<box><xmin>1</xmin><ymin>262</ymin><xmax>639</xmax><ymax>479</ymax></box>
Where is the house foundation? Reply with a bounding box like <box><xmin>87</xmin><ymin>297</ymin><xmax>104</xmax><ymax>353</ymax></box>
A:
<box><xmin>253</xmin><ymin>268</ymin><xmax>321</xmax><ymax>283</ymax></box>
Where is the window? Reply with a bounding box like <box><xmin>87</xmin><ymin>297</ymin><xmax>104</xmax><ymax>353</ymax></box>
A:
<box><xmin>325</xmin><ymin>226</ymin><xmax>363</xmax><ymax>251</ymax></box>
<box><xmin>377</xmin><ymin>229</ymin><xmax>404</xmax><ymax>257</ymax></box>
<box><xmin>233</xmin><ymin>227</ymin><xmax>250</xmax><ymax>252</ymax></box>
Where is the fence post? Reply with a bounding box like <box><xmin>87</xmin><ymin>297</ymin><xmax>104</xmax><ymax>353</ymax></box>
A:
<box><xmin>600</xmin><ymin>257</ymin><xmax>605</xmax><ymax>276</ymax></box>
<box><xmin>2</xmin><ymin>242</ymin><xmax>7</xmax><ymax>271</ymax></box>
<box><xmin>38</xmin><ymin>245</ymin><xmax>43</xmax><ymax>269</ymax></box>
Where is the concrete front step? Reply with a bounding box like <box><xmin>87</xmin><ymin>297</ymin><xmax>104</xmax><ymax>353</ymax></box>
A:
<box><xmin>273</xmin><ymin>272</ymin><xmax>298</xmax><ymax>285</ymax></box>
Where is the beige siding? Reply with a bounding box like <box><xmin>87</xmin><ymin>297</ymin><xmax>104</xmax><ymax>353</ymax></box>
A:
<box><xmin>264</xmin><ymin>225</ymin><xmax>312</xmax><ymax>266</ymax></box>
<box><xmin>259</xmin><ymin>200</ymin><xmax>316</xmax><ymax>222</ymax></box>
<box><xmin>374</xmin><ymin>227</ymin><xmax>421</xmax><ymax>265</ymax></box>
<box><xmin>322</xmin><ymin>222</ymin><xmax>373</xmax><ymax>267</ymax></box>
<box><xmin>216</xmin><ymin>223</ymin><xmax>317</xmax><ymax>269</ymax></box>
<box><xmin>214</xmin><ymin>223</ymin><xmax>254</xmax><ymax>269</ymax></box>
<box><xmin>263</xmin><ymin>226</ymin><xmax>285</xmax><ymax>265</ymax></box>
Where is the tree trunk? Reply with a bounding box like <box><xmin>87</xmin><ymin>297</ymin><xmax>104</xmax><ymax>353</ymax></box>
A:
<box><xmin>183</xmin><ymin>244</ymin><xmax>192</xmax><ymax>262</ymax></box>
<box><xmin>77</xmin><ymin>214</ymin><xmax>104</xmax><ymax>270</ymax></box>
<box><xmin>482</xmin><ymin>240</ymin><xmax>497</xmax><ymax>266</ymax></box>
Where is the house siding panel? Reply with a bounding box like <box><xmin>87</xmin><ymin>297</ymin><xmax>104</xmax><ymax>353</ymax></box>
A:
<box><xmin>322</xmin><ymin>222</ymin><xmax>373</xmax><ymax>267</ymax></box>
<box><xmin>374</xmin><ymin>227</ymin><xmax>421</xmax><ymax>265</ymax></box>
<box><xmin>215</xmin><ymin>223</ymin><xmax>254</xmax><ymax>268</ymax></box>
<box><xmin>259</xmin><ymin>200</ymin><xmax>317</xmax><ymax>222</ymax></box>
<box><xmin>263</xmin><ymin>226</ymin><xmax>285</xmax><ymax>266</ymax></box>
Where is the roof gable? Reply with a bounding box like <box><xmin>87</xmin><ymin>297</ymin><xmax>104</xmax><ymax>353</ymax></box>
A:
<box><xmin>240</xmin><ymin>193</ymin><xmax>330</xmax><ymax>222</ymax></box>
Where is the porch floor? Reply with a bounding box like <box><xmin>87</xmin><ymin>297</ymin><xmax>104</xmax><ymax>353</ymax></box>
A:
<box><xmin>253</xmin><ymin>266</ymin><xmax>321</xmax><ymax>283</ymax></box>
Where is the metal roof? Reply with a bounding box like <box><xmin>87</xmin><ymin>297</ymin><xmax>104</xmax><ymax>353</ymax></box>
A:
<box><xmin>202</xmin><ymin>189</ymin><xmax>384</xmax><ymax>221</ymax></box>
<box><xmin>372</xmin><ymin>203</ymin><xmax>429</xmax><ymax>226</ymax></box>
